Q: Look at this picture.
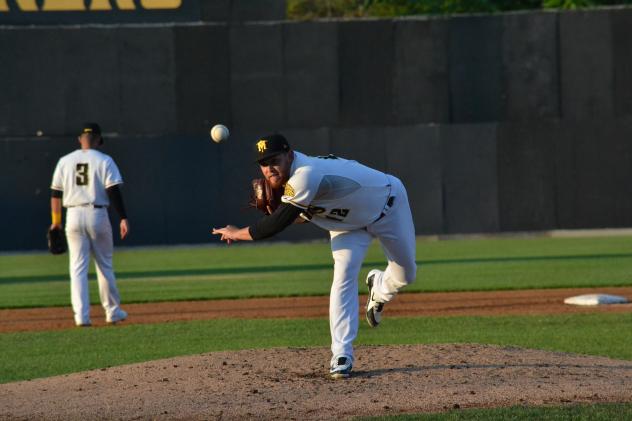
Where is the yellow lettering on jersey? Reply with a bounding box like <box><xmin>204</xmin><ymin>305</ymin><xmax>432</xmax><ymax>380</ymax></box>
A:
<box><xmin>42</xmin><ymin>0</ymin><xmax>85</xmax><ymax>11</ymax></box>
<box><xmin>257</xmin><ymin>140</ymin><xmax>268</xmax><ymax>153</ymax></box>
<box><xmin>284</xmin><ymin>183</ymin><xmax>295</xmax><ymax>197</ymax></box>
<box><xmin>14</xmin><ymin>0</ymin><xmax>39</xmax><ymax>11</ymax></box>
<box><xmin>140</xmin><ymin>0</ymin><xmax>181</xmax><ymax>9</ymax></box>
<box><xmin>0</xmin><ymin>1</ymin><xmax>8</xmax><ymax>12</ymax></box>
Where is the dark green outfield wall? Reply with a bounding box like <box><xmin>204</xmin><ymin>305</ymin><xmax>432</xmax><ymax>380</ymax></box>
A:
<box><xmin>2</xmin><ymin>7</ymin><xmax>632</xmax><ymax>250</ymax></box>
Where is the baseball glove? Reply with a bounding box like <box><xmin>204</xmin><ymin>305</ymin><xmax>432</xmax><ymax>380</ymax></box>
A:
<box><xmin>249</xmin><ymin>178</ymin><xmax>283</xmax><ymax>215</ymax></box>
<box><xmin>47</xmin><ymin>226</ymin><xmax>67</xmax><ymax>255</ymax></box>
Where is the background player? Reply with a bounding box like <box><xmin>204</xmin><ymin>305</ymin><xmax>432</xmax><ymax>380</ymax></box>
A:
<box><xmin>50</xmin><ymin>123</ymin><xmax>129</xmax><ymax>327</ymax></box>
<box><xmin>212</xmin><ymin>134</ymin><xmax>417</xmax><ymax>379</ymax></box>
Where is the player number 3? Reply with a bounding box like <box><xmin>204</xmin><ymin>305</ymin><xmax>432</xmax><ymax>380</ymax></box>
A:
<box><xmin>76</xmin><ymin>163</ymin><xmax>89</xmax><ymax>186</ymax></box>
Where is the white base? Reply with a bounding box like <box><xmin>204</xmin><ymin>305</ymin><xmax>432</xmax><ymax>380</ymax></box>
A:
<box><xmin>564</xmin><ymin>294</ymin><xmax>629</xmax><ymax>306</ymax></box>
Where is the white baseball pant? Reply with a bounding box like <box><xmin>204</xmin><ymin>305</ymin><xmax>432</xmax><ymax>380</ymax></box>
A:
<box><xmin>65</xmin><ymin>207</ymin><xmax>123</xmax><ymax>325</ymax></box>
<box><xmin>329</xmin><ymin>175</ymin><xmax>417</xmax><ymax>359</ymax></box>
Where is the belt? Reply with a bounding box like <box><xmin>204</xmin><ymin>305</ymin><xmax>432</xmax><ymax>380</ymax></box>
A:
<box><xmin>68</xmin><ymin>204</ymin><xmax>106</xmax><ymax>208</ymax></box>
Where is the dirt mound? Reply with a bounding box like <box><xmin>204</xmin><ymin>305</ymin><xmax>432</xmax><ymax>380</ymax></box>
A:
<box><xmin>2</xmin><ymin>344</ymin><xmax>632</xmax><ymax>420</ymax></box>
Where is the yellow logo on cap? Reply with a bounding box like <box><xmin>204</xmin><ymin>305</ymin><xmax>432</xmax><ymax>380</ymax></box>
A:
<box><xmin>284</xmin><ymin>183</ymin><xmax>295</xmax><ymax>197</ymax></box>
<box><xmin>84</xmin><ymin>128</ymin><xmax>93</xmax><ymax>133</ymax></box>
<box><xmin>257</xmin><ymin>140</ymin><xmax>268</xmax><ymax>153</ymax></box>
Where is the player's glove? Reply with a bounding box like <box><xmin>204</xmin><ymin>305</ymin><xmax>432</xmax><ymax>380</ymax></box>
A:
<box><xmin>249</xmin><ymin>178</ymin><xmax>282</xmax><ymax>215</ymax></box>
<box><xmin>47</xmin><ymin>226</ymin><xmax>67</xmax><ymax>255</ymax></box>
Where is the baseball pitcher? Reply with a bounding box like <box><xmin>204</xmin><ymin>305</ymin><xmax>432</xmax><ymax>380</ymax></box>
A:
<box><xmin>213</xmin><ymin>134</ymin><xmax>417</xmax><ymax>379</ymax></box>
<box><xmin>50</xmin><ymin>123</ymin><xmax>129</xmax><ymax>327</ymax></box>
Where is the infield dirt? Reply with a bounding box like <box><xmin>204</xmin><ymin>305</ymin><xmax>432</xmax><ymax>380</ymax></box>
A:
<box><xmin>2</xmin><ymin>287</ymin><xmax>632</xmax><ymax>333</ymax></box>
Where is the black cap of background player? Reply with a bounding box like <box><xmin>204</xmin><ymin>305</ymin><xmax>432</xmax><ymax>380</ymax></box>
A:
<box><xmin>80</xmin><ymin>122</ymin><xmax>105</xmax><ymax>145</ymax></box>
<box><xmin>254</xmin><ymin>134</ymin><xmax>290</xmax><ymax>163</ymax></box>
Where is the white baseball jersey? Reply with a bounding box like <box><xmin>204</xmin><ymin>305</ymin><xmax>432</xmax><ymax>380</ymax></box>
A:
<box><xmin>51</xmin><ymin>149</ymin><xmax>123</xmax><ymax>207</ymax></box>
<box><xmin>281</xmin><ymin>152</ymin><xmax>391</xmax><ymax>231</ymax></box>
<box><xmin>280</xmin><ymin>151</ymin><xmax>418</xmax><ymax>363</ymax></box>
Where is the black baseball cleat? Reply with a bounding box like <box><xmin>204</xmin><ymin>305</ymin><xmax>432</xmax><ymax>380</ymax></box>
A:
<box><xmin>365</xmin><ymin>270</ymin><xmax>385</xmax><ymax>328</ymax></box>
<box><xmin>329</xmin><ymin>355</ymin><xmax>353</xmax><ymax>379</ymax></box>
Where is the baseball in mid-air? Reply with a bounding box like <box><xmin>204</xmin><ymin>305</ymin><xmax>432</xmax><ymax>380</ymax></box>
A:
<box><xmin>210</xmin><ymin>124</ymin><xmax>229</xmax><ymax>143</ymax></box>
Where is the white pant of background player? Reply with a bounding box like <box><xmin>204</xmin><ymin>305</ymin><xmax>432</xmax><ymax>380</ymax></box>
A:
<box><xmin>66</xmin><ymin>206</ymin><xmax>123</xmax><ymax>325</ymax></box>
<box><xmin>329</xmin><ymin>175</ymin><xmax>417</xmax><ymax>360</ymax></box>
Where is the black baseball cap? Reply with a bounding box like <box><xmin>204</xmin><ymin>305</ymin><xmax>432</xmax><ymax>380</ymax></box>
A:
<box><xmin>254</xmin><ymin>134</ymin><xmax>290</xmax><ymax>163</ymax></box>
<box><xmin>80</xmin><ymin>122</ymin><xmax>104</xmax><ymax>145</ymax></box>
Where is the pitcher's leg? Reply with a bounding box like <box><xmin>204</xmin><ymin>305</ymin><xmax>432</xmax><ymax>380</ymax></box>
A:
<box><xmin>66</xmin><ymin>209</ymin><xmax>91</xmax><ymax>325</ymax></box>
<box><xmin>369</xmin><ymin>180</ymin><xmax>417</xmax><ymax>303</ymax></box>
<box><xmin>329</xmin><ymin>229</ymin><xmax>373</xmax><ymax>360</ymax></box>
<box><xmin>89</xmin><ymin>209</ymin><xmax>123</xmax><ymax>320</ymax></box>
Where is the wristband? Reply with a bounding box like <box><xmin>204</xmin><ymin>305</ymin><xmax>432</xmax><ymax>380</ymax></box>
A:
<box><xmin>52</xmin><ymin>211</ymin><xmax>62</xmax><ymax>225</ymax></box>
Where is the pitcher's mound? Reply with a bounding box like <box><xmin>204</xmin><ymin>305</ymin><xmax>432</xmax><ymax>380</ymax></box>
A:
<box><xmin>2</xmin><ymin>344</ymin><xmax>632</xmax><ymax>420</ymax></box>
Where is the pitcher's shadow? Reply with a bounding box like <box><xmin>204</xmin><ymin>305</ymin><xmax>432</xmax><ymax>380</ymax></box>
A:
<box><xmin>352</xmin><ymin>362</ymin><xmax>632</xmax><ymax>378</ymax></box>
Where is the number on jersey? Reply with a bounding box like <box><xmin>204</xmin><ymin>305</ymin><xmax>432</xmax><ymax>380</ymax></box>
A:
<box><xmin>326</xmin><ymin>208</ymin><xmax>350</xmax><ymax>221</ymax></box>
<box><xmin>76</xmin><ymin>163</ymin><xmax>89</xmax><ymax>186</ymax></box>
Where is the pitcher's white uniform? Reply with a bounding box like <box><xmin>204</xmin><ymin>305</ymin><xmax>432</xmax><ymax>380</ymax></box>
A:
<box><xmin>282</xmin><ymin>152</ymin><xmax>417</xmax><ymax>360</ymax></box>
<box><xmin>51</xmin><ymin>149</ymin><xmax>125</xmax><ymax>326</ymax></box>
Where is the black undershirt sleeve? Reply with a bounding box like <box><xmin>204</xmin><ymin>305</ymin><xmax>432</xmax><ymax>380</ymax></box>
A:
<box><xmin>106</xmin><ymin>185</ymin><xmax>128</xmax><ymax>219</ymax></box>
<box><xmin>50</xmin><ymin>189</ymin><xmax>63</xmax><ymax>198</ymax></box>
<box><xmin>248</xmin><ymin>202</ymin><xmax>303</xmax><ymax>241</ymax></box>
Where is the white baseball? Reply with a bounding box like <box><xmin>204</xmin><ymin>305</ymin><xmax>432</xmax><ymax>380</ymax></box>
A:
<box><xmin>211</xmin><ymin>124</ymin><xmax>229</xmax><ymax>143</ymax></box>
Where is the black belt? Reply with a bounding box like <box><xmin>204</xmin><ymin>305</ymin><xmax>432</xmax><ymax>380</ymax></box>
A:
<box><xmin>68</xmin><ymin>204</ymin><xmax>106</xmax><ymax>208</ymax></box>
<box><xmin>374</xmin><ymin>196</ymin><xmax>395</xmax><ymax>222</ymax></box>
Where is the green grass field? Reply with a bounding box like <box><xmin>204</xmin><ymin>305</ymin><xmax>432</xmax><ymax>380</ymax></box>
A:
<box><xmin>3</xmin><ymin>312</ymin><xmax>632</xmax><ymax>383</ymax></box>
<box><xmin>1</xmin><ymin>235</ymin><xmax>632</xmax><ymax>418</ymax></box>
<box><xmin>1</xmin><ymin>235</ymin><xmax>631</xmax><ymax>308</ymax></box>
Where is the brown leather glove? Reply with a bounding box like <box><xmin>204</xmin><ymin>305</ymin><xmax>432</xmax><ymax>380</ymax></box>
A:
<box><xmin>250</xmin><ymin>178</ymin><xmax>283</xmax><ymax>215</ymax></box>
